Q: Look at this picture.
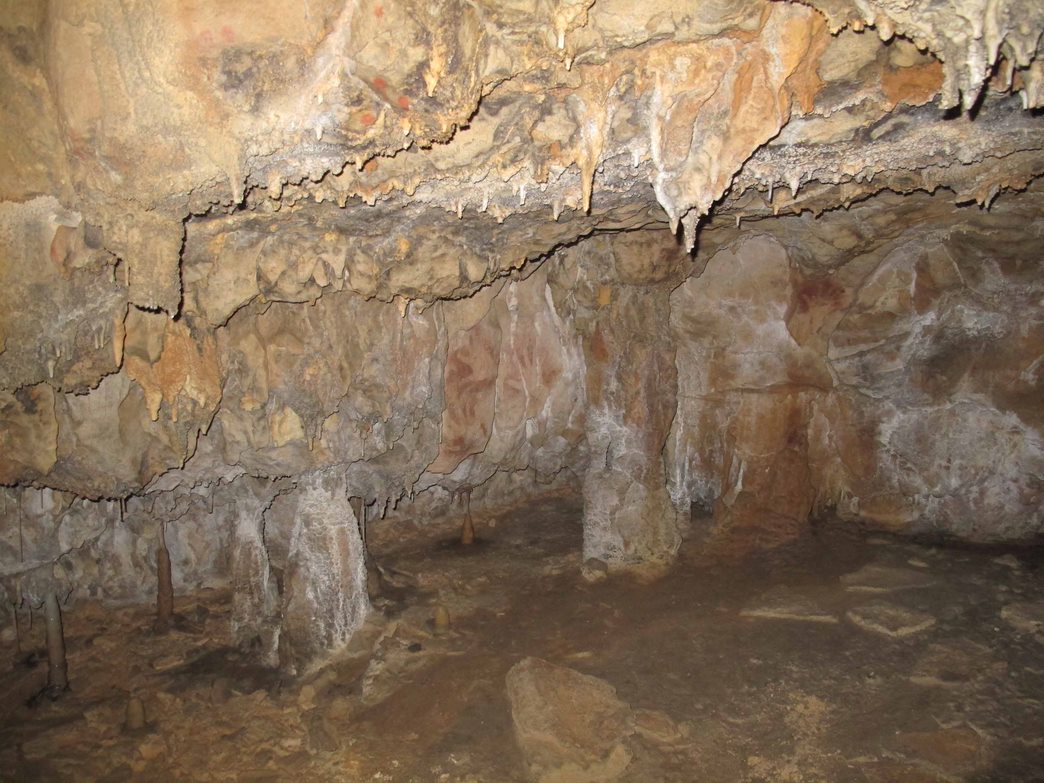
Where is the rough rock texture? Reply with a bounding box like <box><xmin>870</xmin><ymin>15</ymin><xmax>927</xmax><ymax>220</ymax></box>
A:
<box><xmin>506</xmin><ymin>657</ymin><xmax>634</xmax><ymax>782</ymax></box>
<box><xmin>1</xmin><ymin>0</ymin><xmax>1042</xmax><ymax>663</ymax></box>
<box><xmin>572</xmin><ymin>236</ymin><xmax>684</xmax><ymax>567</ymax></box>
<box><xmin>277</xmin><ymin>470</ymin><xmax>369</xmax><ymax>674</ymax></box>
<box><xmin>669</xmin><ymin>191</ymin><xmax>1044</xmax><ymax>547</ymax></box>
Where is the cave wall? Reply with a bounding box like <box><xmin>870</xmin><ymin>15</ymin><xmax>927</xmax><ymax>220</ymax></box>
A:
<box><xmin>3</xmin><ymin>194</ymin><xmax>1040</xmax><ymax>614</ymax></box>
<box><xmin>668</xmin><ymin>193</ymin><xmax>1044</xmax><ymax>547</ymax></box>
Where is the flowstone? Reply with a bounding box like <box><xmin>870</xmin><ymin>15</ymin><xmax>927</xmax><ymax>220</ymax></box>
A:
<box><xmin>230</xmin><ymin>470</ymin><xmax>369</xmax><ymax>673</ymax></box>
<box><xmin>278</xmin><ymin>470</ymin><xmax>370</xmax><ymax>674</ymax></box>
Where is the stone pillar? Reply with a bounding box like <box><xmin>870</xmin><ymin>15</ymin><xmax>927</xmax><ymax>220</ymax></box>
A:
<box><xmin>278</xmin><ymin>468</ymin><xmax>369</xmax><ymax>675</ymax></box>
<box><xmin>230</xmin><ymin>471</ymin><xmax>369</xmax><ymax>673</ymax></box>
<box><xmin>580</xmin><ymin>286</ymin><xmax>681</xmax><ymax>572</ymax></box>
<box><xmin>230</xmin><ymin>480</ymin><xmax>281</xmax><ymax>666</ymax></box>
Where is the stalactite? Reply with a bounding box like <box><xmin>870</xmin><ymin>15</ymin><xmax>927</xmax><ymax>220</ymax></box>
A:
<box><xmin>349</xmin><ymin>495</ymin><xmax>365</xmax><ymax>541</ymax></box>
<box><xmin>14</xmin><ymin>612</ymin><xmax>25</xmax><ymax>657</ymax></box>
<box><xmin>15</xmin><ymin>493</ymin><xmax>31</xmax><ymax>659</ymax></box>
<box><xmin>17</xmin><ymin>494</ymin><xmax>24</xmax><ymax>563</ymax></box>
<box><xmin>13</xmin><ymin>591</ymin><xmax>25</xmax><ymax>656</ymax></box>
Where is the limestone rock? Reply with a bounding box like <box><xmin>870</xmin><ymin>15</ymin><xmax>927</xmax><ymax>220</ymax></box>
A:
<box><xmin>909</xmin><ymin>640</ymin><xmax>1001</xmax><ymax>687</ymax></box>
<box><xmin>859</xmin><ymin>760</ymin><xmax>954</xmax><ymax>783</ymax></box>
<box><xmin>631</xmin><ymin>708</ymin><xmax>690</xmax><ymax>748</ymax></box>
<box><xmin>506</xmin><ymin>657</ymin><xmax>633</xmax><ymax>781</ymax></box>
<box><xmin>847</xmin><ymin>602</ymin><xmax>937</xmax><ymax>638</ymax></box>
<box><xmin>894</xmin><ymin>726</ymin><xmax>987</xmax><ymax>777</ymax></box>
<box><xmin>304</xmin><ymin>710</ymin><xmax>341</xmax><ymax>753</ymax></box>
<box><xmin>802</xmin><ymin>0</ymin><xmax>1044</xmax><ymax>110</ymax></box>
<box><xmin>0</xmin><ymin>197</ymin><xmax>124</xmax><ymax>393</ymax></box>
<box><xmin>1000</xmin><ymin>601</ymin><xmax>1044</xmax><ymax>640</ymax></box>
<box><xmin>840</xmin><ymin>564</ymin><xmax>936</xmax><ymax>593</ymax></box>
<box><xmin>740</xmin><ymin>586</ymin><xmax>839</xmax><ymax>624</ymax></box>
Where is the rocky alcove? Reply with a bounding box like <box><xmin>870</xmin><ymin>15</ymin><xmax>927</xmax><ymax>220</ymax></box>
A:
<box><xmin>1</xmin><ymin>0</ymin><xmax>1042</xmax><ymax>780</ymax></box>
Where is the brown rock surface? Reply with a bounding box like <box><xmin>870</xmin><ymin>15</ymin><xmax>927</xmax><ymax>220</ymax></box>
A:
<box><xmin>506</xmin><ymin>657</ymin><xmax>634</xmax><ymax>781</ymax></box>
<box><xmin>894</xmin><ymin>725</ymin><xmax>988</xmax><ymax>776</ymax></box>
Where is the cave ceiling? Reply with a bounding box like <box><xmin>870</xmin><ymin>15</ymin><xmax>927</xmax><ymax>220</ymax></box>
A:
<box><xmin>0</xmin><ymin>0</ymin><xmax>1042</xmax><ymax>502</ymax></box>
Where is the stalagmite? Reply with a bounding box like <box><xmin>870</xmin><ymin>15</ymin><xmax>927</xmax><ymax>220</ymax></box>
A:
<box><xmin>124</xmin><ymin>696</ymin><xmax>147</xmax><ymax>732</ymax></box>
<box><xmin>455</xmin><ymin>486</ymin><xmax>476</xmax><ymax>545</ymax></box>
<box><xmin>279</xmin><ymin>470</ymin><xmax>368</xmax><ymax>674</ymax></box>
<box><xmin>433</xmin><ymin>604</ymin><xmax>451</xmax><ymax>633</ymax></box>
<box><xmin>156</xmin><ymin>524</ymin><xmax>174</xmax><ymax>632</ymax></box>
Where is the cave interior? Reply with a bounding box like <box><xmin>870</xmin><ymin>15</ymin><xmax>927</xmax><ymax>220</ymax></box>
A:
<box><xmin>1</xmin><ymin>0</ymin><xmax>1043</xmax><ymax>780</ymax></box>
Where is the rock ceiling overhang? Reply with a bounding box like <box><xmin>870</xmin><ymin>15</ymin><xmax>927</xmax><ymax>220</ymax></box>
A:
<box><xmin>3</xmin><ymin>0</ymin><xmax>1042</xmax><ymax>311</ymax></box>
<box><xmin>1</xmin><ymin>0</ymin><xmax>1043</xmax><ymax>499</ymax></box>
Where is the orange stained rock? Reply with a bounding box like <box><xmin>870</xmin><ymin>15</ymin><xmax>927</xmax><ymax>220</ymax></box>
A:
<box><xmin>125</xmin><ymin>321</ymin><xmax>222</xmax><ymax>423</ymax></box>
<box><xmin>782</xmin><ymin>13</ymin><xmax>830</xmax><ymax>114</ymax></box>
<box><xmin>429</xmin><ymin>319</ymin><xmax>500</xmax><ymax>474</ymax></box>
<box><xmin>882</xmin><ymin>62</ymin><xmax>945</xmax><ymax>109</ymax></box>
<box><xmin>0</xmin><ymin>384</ymin><xmax>58</xmax><ymax>482</ymax></box>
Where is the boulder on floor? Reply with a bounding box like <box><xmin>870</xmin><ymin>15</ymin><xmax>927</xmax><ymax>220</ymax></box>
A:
<box><xmin>506</xmin><ymin>657</ymin><xmax>634</xmax><ymax>782</ymax></box>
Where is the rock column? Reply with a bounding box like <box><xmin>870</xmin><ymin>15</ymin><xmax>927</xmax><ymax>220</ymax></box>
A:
<box><xmin>580</xmin><ymin>285</ymin><xmax>681</xmax><ymax>571</ymax></box>
<box><xmin>278</xmin><ymin>468</ymin><xmax>369</xmax><ymax>674</ymax></box>
<box><xmin>230</xmin><ymin>480</ymin><xmax>282</xmax><ymax>666</ymax></box>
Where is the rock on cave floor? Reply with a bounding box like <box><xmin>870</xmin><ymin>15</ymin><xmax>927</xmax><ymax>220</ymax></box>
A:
<box><xmin>1</xmin><ymin>496</ymin><xmax>1042</xmax><ymax>783</ymax></box>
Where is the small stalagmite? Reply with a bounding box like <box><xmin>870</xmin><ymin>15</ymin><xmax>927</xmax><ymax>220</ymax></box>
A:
<box><xmin>434</xmin><ymin>605</ymin><xmax>451</xmax><ymax>634</ymax></box>
<box><xmin>457</xmin><ymin>486</ymin><xmax>476</xmax><ymax>546</ymax></box>
<box><xmin>124</xmin><ymin>696</ymin><xmax>147</xmax><ymax>732</ymax></box>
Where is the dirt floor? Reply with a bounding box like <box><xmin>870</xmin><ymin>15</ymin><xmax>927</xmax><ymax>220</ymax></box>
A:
<box><xmin>1</xmin><ymin>495</ymin><xmax>1042</xmax><ymax>782</ymax></box>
